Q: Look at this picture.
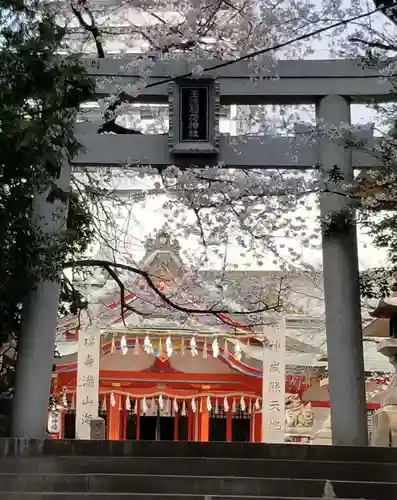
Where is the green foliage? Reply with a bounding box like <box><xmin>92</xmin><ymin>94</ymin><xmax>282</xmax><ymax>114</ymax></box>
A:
<box><xmin>321</xmin><ymin>207</ymin><xmax>355</xmax><ymax>237</ymax></box>
<box><xmin>0</xmin><ymin>0</ymin><xmax>95</xmax><ymax>404</ymax></box>
<box><xmin>359</xmin><ymin>267</ymin><xmax>394</xmax><ymax>299</ymax></box>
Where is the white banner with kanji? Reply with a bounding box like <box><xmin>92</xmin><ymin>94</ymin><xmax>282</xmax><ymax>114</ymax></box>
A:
<box><xmin>261</xmin><ymin>316</ymin><xmax>286</xmax><ymax>443</ymax></box>
<box><xmin>76</xmin><ymin>324</ymin><xmax>100</xmax><ymax>439</ymax></box>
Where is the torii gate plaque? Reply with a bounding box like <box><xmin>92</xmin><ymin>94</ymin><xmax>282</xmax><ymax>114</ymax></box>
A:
<box><xmin>168</xmin><ymin>79</ymin><xmax>220</xmax><ymax>156</ymax></box>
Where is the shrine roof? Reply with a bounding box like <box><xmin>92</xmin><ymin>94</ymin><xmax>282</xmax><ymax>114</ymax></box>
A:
<box><xmin>58</xmin><ymin>231</ymin><xmax>388</xmax><ymax>374</ymax></box>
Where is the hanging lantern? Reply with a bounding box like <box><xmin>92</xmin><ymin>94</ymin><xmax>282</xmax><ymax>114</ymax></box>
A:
<box><xmin>248</xmin><ymin>398</ymin><xmax>252</xmax><ymax>414</ymax></box>
<box><xmin>181</xmin><ymin>400</ymin><xmax>187</xmax><ymax>416</ymax></box>
<box><xmin>190</xmin><ymin>336</ymin><xmax>198</xmax><ymax>356</ymax></box>
<box><xmin>142</xmin><ymin>397</ymin><xmax>148</xmax><ymax>414</ymax></box>
<box><xmin>125</xmin><ymin>396</ymin><xmax>131</xmax><ymax>411</ymax></box>
<box><xmin>159</xmin><ymin>394</ymin><xmax>164</xmax><ymax>411</ymax></box>
<box><xmin>121</xmin><ymin>335</ymin><xmax>128</xmax><ymax>355</ymax></box>
<box><xmin>234</xmin><ymin>343</ymin><xmax>242</xmax><ymax>361</ymax></box>
<box><xmin>173</xmin><ymin>398</ymin><xmax>179</xmax><ymax>414</ymax></box>
<box><xmin>144</xmin><ymin>335</ymin><xmax>153</xmax><ymax>354</ymax></box>
<box><xmin>206</xmin><ymin>396</ymin><xmax>212</xmax><ymax>412</ymax></box>
<box><xmin>101</xmin><ymin>395</ymin><xmax>107</xmax><ymax>412</ymax></box>
<box><xmin>166</xmin><ymin>336</ymin><xmax>173</xmax><ymax>358</ymax></box>
<box><xmin>212</xmin><ymin>338</ymin><xmax>219</xmax><ymax>358</ymax></box>
<box><xmin>202</xmin><ymin>338</ymin><xmax>208</xmax><ymax>358</ymax></box>
<box><xmin>232</xmin><ymin>398</ymin><xmax>236</xmax><ymax>413</ymax></box>
<box><xmin>110</xmin><ymin>393</ymin><xmax>116</xmax><ymax>408</ymax></box>
<box><xmin>254</xmin><ymin>398</ymin><xmax>260</xmax><ymax>411</ymax></box>
<box><xmin>240</xmin><ymin>396</ymin><xmax>246</xmax><ymax>412</ymax></box>
<box><xmin>224</xmin><ymin>397</ymin><xmax>229</xmax><ymax>412</ymax></box>
<box><xmin>111</xmin><ymin>335</ymin><xmax>116</xmax><ymax>354</ymax></box>
<box><xmin>215</xmin><ymin>398</ymin><xmax>219</xmax><ymax>415</ymax></box>
<box><xmin>191</xmin><ymin>398</ymin><xmax>197</xmax><ymax>413</ymax></box>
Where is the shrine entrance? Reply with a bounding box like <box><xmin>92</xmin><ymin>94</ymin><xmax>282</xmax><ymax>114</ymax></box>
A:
<box><xmin>125</xmin><ymin>413</ymin><xmax>138</xmax><ymax>440</ymax></box>
<box><xmin>209</xmin><ymin>416</ymin><xmax>226</xmax><ymax>441</ymax></box>
<box><xmin>139</xmin><ymin>416</ymin><xmax>157</xmax><ymax>440</ymax></box>
<box><xmin>158</xmin><ymin>416</ymin><xmax>174</xmax><ymax>440</ymax></box>
<box><xmin>210</xmin><ymin>408</ymin><xmax>227</xmax><ymax>441</ymax></box>
<box><xmin>208</xmin><ymin>407</ymin><xmax>251</xmax><ymax>442</ymax></box>
<box><xmin>133</xmin><ymin>416</ymin><xmax>175</xmax><ymax>441</ymax></box>
<box><xmin>232</xmin><ymin>411</ymin><xmax>250</xmax><ymax>442</ymax></box>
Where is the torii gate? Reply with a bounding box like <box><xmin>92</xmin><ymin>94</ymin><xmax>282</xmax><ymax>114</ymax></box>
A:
<box><xmin>13</xmin><ymin>56</ymin><xmax>392</xmax><ymax>445</ymax></box>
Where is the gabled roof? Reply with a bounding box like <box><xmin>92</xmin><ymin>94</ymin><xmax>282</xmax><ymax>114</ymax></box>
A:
<box><xmin>60</xmin><ymin>232</ymin><xmax>324</xmax><ymax>338</ymax></box>
<box><xmin>59</xmin><ymin>231</ymin><xmax>391</xmax><ymax>374</ymax></box>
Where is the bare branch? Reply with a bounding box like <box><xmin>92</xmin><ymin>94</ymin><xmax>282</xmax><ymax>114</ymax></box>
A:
<box><xmin>70</xmin><ymin>2</ymin><xmax>105</xmax><ymax>58</ymax></box>
<box><xmin>103</xmin><ymin>263</ymin><xmax>151</xmax><ymax>321</ymax></box>
<box><xmin>349</xmin><ymin>36</ymin><xmax>397</xmax><ymax>51</ymax></box>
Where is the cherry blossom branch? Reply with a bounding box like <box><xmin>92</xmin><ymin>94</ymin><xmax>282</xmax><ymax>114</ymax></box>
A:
<box><xmin>102</xmin><ymin>264</ymin><xmax>151</xmax><ymax>326</ymax></box>
<box><xmin>349</xmin><ymin>37</ymin><xmax>397</xmax><ymax>52</ymax></box>
<box><xmin>141</xmin><ymin>7</ymin><xmax>383</xmax><ymax>92</ymax></box>
<box><xmin>70</xmin><ymin>1</ymin><xmax>105</xmax><ymax>58</ymax></box>
<box><xmin>63</xmin><ymin>259</ymin><xmax>282</xmax><ymax>318</ymax></box>
<box><xmin>69</xmin><ymin>2</ymin><xmax>382</xmax><ymax>127</ymax></box>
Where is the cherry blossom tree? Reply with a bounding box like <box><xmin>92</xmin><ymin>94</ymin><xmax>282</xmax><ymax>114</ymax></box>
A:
<box><xmin>51</xmin><ymin>0</ymin><xmax>394</xmax><ymax>326</ymax></box>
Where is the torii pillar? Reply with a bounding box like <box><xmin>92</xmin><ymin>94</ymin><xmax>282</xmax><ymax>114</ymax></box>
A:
<box><xmin>12</xmin><ymin>164</ymin><xmax>72</xmax><ymax>438</ymax></box>
<box><xmin>317</xmin><ymin>95</ymin><xmax>368</xmax><ymax>446</ymax></box>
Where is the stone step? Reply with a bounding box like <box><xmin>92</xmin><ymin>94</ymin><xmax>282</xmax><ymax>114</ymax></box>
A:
<box><xmin>0</xmin><ymin>495</ymin><xmax>369</xmax><ymax>500</ymax></box>
<box><xmin>3</xmin><ymin>439</ymin><xmax>397</xmax><ymax>463</ymax></box>
<box><xmin>1</xmin><ymin>496</ymin><xmax>204</xmax><ymax>500</ymax></box>
<box><xmin>0</xmin><ymin>495</ymin><xmax>372</xmax><ymax>500</ymax></box>
<box><xmin>0</xmin><ymin>474</ymin><xmax>394</xmax><ymax>499</ymax></box>
<box><xmin>0</xmin><ymin>456</ymin><xmax>396</xmax><ymax>482</ymax></box>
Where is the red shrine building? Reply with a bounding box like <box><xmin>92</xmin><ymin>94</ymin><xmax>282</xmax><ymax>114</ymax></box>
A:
<box><xmin>50</xmin><ymin>232</ymin><xmax>391</xmax><ymax>443</ymax></box>
<box><xmin>53</xmin><ymin>334</ymin><xmax>316</xmax><ymax>443</ymax></box>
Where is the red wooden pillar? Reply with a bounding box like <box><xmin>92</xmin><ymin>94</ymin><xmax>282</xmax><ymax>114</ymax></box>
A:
<box><xmin>136</xmin><ymin>399</ymin><xmax>141</xmax><ymax>441</ymax></box>
<box><xmin>105</xmin><ymin>394</ymin><xmax>110</xmax><ymax>440</ymax></box>
<box><xmin>254</xmin><ymin>413</ymin><xmax>262</xmax><ymax>443</ymax></box>
<box><xmin>174</xmin><ymin>413</ymin><xmax>179</xmax><ymax>441</ymax></box>
<box><xmin>197</xmin><ymin>411</ymin><xmax>201</xmax><ymax>441</ymax></box>
<box><xmin>109</xmin><ymin>393</ymin><xmax>121</xmax><ymax>440</ymax></box>
<box><xmin>200</xmin><ymin>398</ymin><xmax>209</xmax><ymax>442</ymax></box>
<box><xmin>120</xmin><ymin>395</ymin><xmax>126</xmax><ymax>440</ymax></box>
<box><xmin>188</xmin><ymin>406</ymin><xmax>193</xmax><ymax>441</ymax></box>
<box><xmin>226</xmin><ymin>402</ymin><xmax>232</xmax><ymax>442</ymax></box>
